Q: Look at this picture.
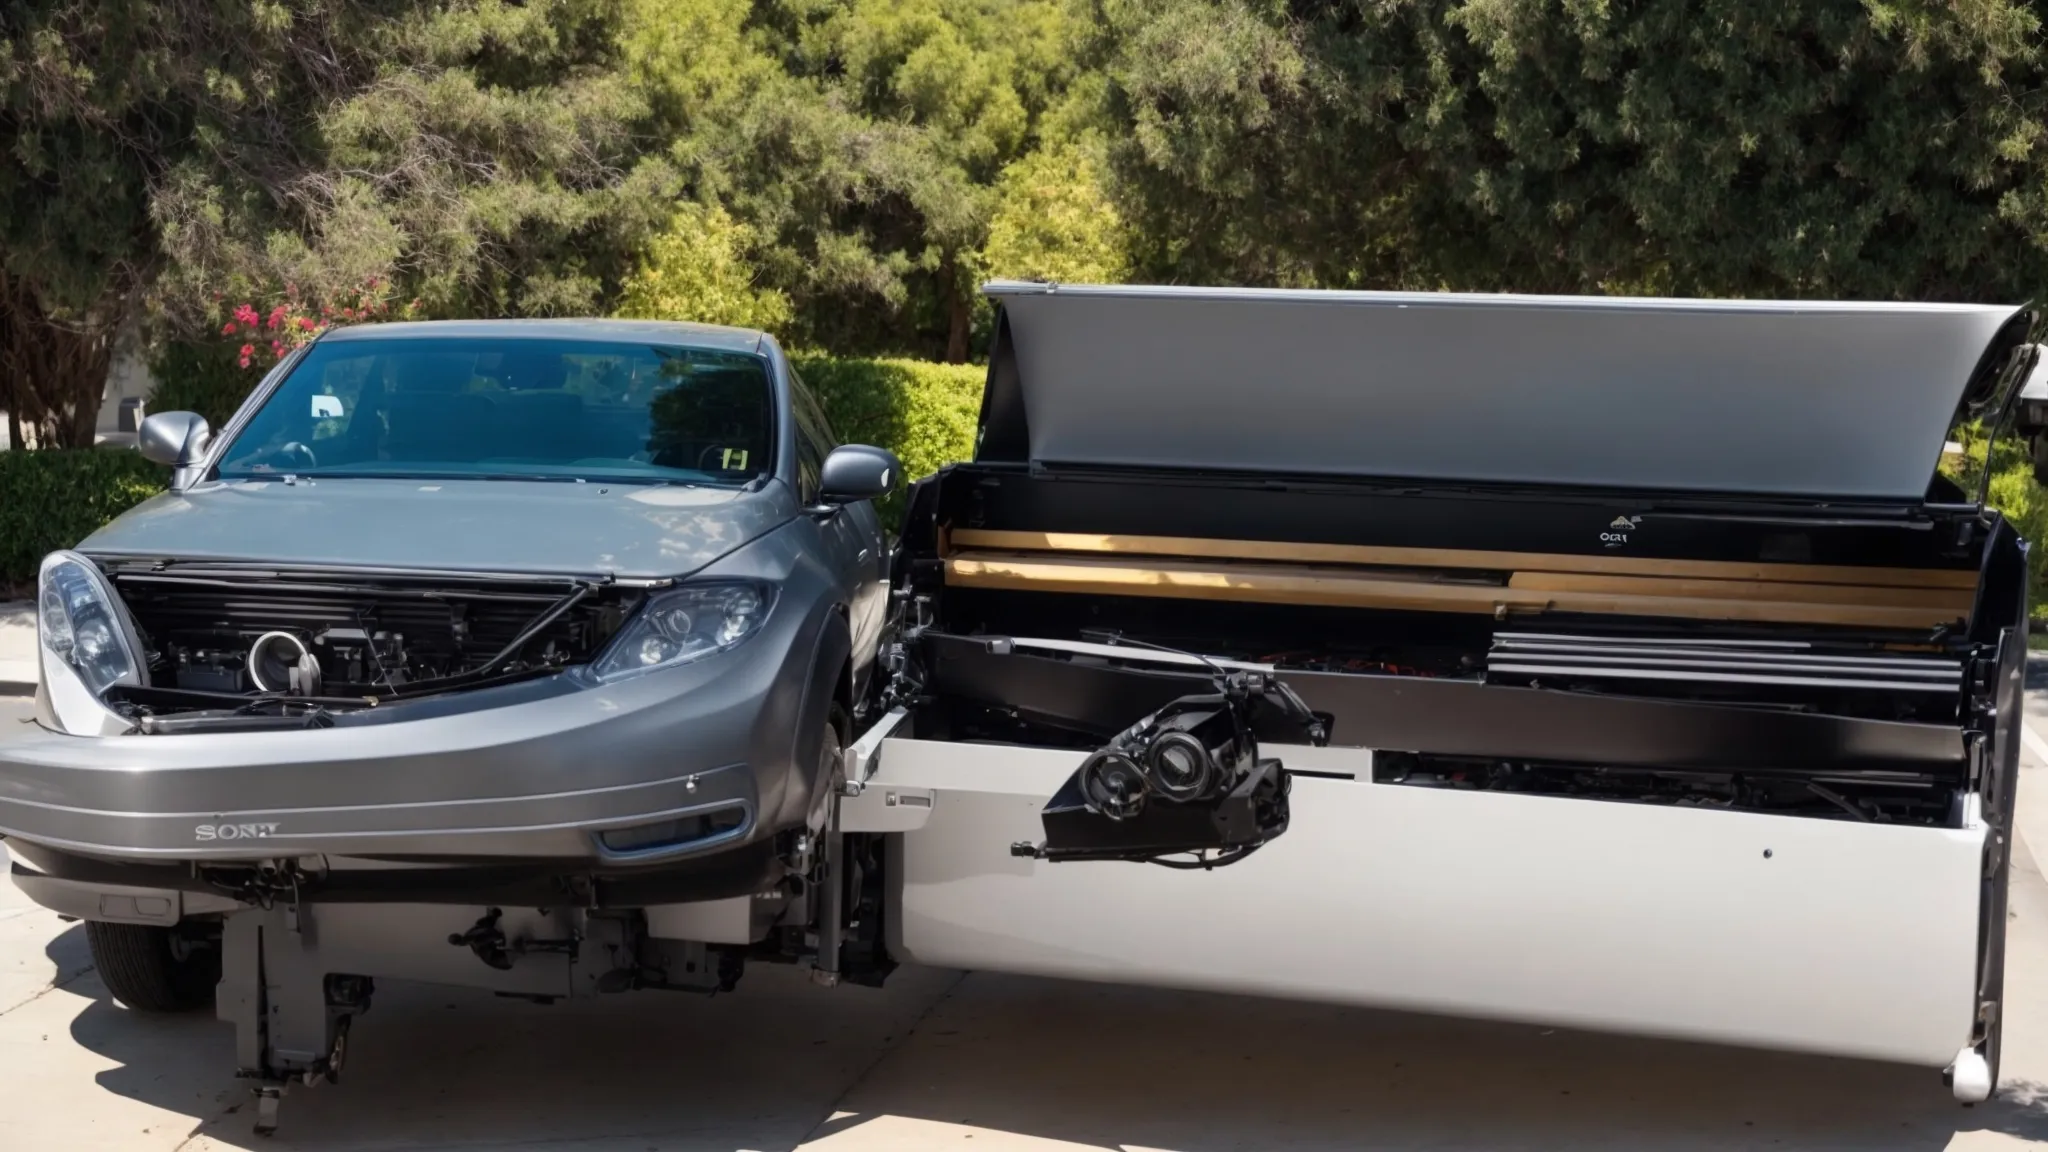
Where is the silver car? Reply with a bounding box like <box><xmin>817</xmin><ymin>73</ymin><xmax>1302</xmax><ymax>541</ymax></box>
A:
<box><xmin>2</xmin><ymin>319</ymin><xmax>902</xmax><ymax>1127</ymax></box>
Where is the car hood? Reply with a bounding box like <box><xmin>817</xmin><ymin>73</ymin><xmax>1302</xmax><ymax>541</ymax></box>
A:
<box><xmin>78</xmin><ymin>477</ymin><xmax>795</xmax><ymax>579</ymax></box>
<box><xmin>978</xmin><ymin>281</ymin><xmax>2033</xmax><ymax>503</ymax></box>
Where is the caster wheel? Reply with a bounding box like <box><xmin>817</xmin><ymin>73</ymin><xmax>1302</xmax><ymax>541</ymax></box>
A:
<box><xmin>1948</xmin><ymin>1046</ymin><xmax>1994</xmax><ymax>1104</ymax></box>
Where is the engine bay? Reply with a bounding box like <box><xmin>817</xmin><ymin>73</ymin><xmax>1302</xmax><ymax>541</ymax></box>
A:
<box><xmin>100</xmin><ymin>566</ymin><xmax>643</xmax><ymax>726</ymax></box>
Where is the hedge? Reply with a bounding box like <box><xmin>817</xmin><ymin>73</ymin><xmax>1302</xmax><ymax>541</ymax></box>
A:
<box><xmin>791</xmin><ymin>354</ymin><xmax>985</xmax><ymax>525</ymax></box>
<box><xmin>0</xmin><ymin>448</ymin><xmax>168</xmax><ymax>590</ymax></box>
<box><xmin>1941</xmin><ymin>425</ymin><xmax>2048</xmax><ymax>622</ymax></box>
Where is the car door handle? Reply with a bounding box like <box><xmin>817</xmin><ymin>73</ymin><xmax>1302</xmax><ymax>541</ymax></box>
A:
<box><xmin>858</xmin><ymin>548</ymin><xmax>871</xmax><ymax>562</ymax></box>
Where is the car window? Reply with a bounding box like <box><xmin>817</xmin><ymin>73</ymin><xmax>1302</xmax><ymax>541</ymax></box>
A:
<box><xmin>788</xmin><ymin>367</ymin><xmax>838</xmax><ymax>501</ymax></box>
<box><xmin>214</xmin><ymin>336</ymin><xmax>776</xmax><ymax>486</ymax></box>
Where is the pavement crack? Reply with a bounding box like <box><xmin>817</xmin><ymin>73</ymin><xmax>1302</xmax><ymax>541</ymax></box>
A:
<box><xmin>0</xmin><ymin>960</ymin><xmax>96</xmax><ymax>1020</ymax></box>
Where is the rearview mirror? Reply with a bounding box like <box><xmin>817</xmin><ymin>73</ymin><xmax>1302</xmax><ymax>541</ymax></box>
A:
<box><xmin>818</xmin><ymin>444</ymin><xmax>902</xmax><ymax>504</ymax></box>
<box><xmin>138</xmin><ymin>411</ymin><xmax>212</xmax><ymax>468</ymax></box>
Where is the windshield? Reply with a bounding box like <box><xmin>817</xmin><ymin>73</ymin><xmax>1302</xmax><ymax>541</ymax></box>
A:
<box><xmin>214</xmin><ymin>336</ymin><xmax>776</xmax><ymax>485</ymax></box>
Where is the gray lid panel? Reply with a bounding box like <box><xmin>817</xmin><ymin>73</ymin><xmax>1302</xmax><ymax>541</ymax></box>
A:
<box><xmin>984</xmin><ymin>283</ymin><xmax>2028</xmax><ymax>500</ymax></box>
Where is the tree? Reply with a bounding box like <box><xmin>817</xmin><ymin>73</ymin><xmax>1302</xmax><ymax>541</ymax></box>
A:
<box><xmin>2</xmin><ymin>0</ymin><xmax>675</xmax><ymax>449</ymax></box>
<box><xmin>154</xmin><ymin>0</ymin><xmax>678</xmax><ymax>323</ymax></box>
<box><xmin>983</xmin><ymin>134</ymin><xmax>1130</xmax><ymax>285</ymax></box>
<box><xmin>0</xmin><ymin>0</ymin><xmax>228</xmax><ymax>448</ymax></box>
<box><xmin>1092</xmin><ymin>0</ymin><xmax>2048</xmax><ymax>301</ymax></box>
<box><xmin>629</xmin><ymin>0</ymin><xmax>1092</xmax><ymax>361</ymax></box>
<box><xmin>615</xmin><ymin>202</ymin><xmax>794</xmax><ymax>331</ymax></box>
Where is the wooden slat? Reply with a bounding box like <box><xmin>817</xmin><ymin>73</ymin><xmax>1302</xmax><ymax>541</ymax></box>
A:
<box><xmin>944</xmin><ymin>552</ymin><xmax>1966</xmax><ymax>630</ymax></box>
<box><xmin>947</xmin><ymin>529</ymin><xmax>1980</xmax><ymax>591</ymax></box>
<box><xmin>1507</xmin><ymin>571</ymin><xmax>1976</xmax><ymax>611</ymax></box>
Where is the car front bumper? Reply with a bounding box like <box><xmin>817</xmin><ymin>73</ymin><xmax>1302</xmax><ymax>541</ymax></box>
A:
<box><xmin>0</xmin><ymin>601</ymin><xmax>831</xmax><ymax>866</ymax></box>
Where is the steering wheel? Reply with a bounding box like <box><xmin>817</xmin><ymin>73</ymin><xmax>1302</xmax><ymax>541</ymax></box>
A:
<box><xmin>275</xmin><ymin>441</ymin><xmax>318</xmax><ymax>470</ymax></box>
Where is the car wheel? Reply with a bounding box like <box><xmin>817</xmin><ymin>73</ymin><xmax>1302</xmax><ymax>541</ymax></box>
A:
<box><xmin>86</xmin><ymin>921</ymin><xmax>220</xmax><ymax>1012</ymax></box>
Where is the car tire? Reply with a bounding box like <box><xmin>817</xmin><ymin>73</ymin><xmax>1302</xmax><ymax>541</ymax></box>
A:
<box><xmin>86</xmin><ymin>921</ymin><xmax>219</xmax><ymax>1013</ymax></box>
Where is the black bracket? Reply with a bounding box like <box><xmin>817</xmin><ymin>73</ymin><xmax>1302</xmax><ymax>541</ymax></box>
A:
<box><xmin>449</xmin><ymin>908</ymin><xmax>513</xmax><ymax>970</ymax></box>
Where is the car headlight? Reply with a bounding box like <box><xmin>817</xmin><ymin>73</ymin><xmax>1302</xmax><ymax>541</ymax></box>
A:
<box><xmin>38</xmin><ymin>550</ymin><xmax>146</xmax><ymax>695</ymax></box>
<box><xmin>591</xmin><ymin>582</ymin><xmax>773</xmax><ymax>682</ymax></box>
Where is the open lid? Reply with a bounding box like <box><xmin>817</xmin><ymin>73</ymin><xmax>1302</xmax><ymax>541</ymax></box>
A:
<box><xmin>976</xmin><ymin>281</ymin><xmax>2034</xmax><ymax>503</ymax></box>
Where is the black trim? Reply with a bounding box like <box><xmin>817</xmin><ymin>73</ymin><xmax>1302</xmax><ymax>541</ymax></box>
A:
<box><xmin>921</xmin><ymin>633</ymin><xmax>1967</xmax><ymax>776</ymax></box>
<box><xmin>934</xmin><ymin>464</ymin><xmax>1985</xmax><ymax>574</ymax></box>
<box><xmin>973</xmin><ymin>307</ymin><xmax>1029</xmax><ymax>463</ymax></box>
<box><xmin>1955</xmin><ymin>309</ymin><xmax>2039</xmax><ymax>419</ymax></box>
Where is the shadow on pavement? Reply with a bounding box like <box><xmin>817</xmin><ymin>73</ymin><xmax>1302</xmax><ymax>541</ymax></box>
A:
<box><xmin>806</xmin><ymin>973</ymin><xmax>2048</xmax><ymax>1152</ymax></box>
<box><xmin>64</xmin><ymin>954</ymin><xmax>961</xmax><ymax>1152</ymax></box>
<box><xmin>51</xmin><ymin>920</ymin><xmax>2048</xmax><ymax>1152</ymax></box>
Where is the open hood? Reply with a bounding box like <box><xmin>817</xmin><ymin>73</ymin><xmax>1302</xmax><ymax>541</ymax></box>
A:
<box><xmin>976</xmin><ymin>282</ymin><xmax>2034</xmax><ymax>503</ymax></box>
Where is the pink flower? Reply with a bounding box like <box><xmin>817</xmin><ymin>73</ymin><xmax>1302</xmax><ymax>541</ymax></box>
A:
<box><xmin>221</xmin><ymin>322</ymin><xmax>237</xmax><ymax>335</ymax></box>
<box><xmin>233</xmin><ymin>304</ymin><xmax>259</xmax><ymax>326</ymax></box>
<box><xmin>297</xmin><ymin>316</ymin><xmax>316</xmax><ymax>331</ymax></box>
<box><xmin>267</xmin><ymin>305</ymin><xmax>288</xmax><ymax>331</ymax></box>
<box><xmin>237</xmin><ymin>343</ymin><xmax>254</xmax><ymax>369</ymax></box>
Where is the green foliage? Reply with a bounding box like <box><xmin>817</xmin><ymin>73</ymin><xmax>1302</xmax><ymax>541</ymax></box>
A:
<box><xmin>794</xmin><ymin>354</ymin><xmax>986</xmax><ymax>524</ymax></box>
<box><xmin>3</xmin><ymin>0</ymin><xmax>677</xmax><ymax>425</ymax></box>
<box><xmin>983</xmin><ymin>136</ymin><xmax>1130</xmax><ymax>284</ymax></box>
<box><xmin>146</xmin><ymin>343</ymin><xmax>259</xmax><ymax>431</ymax></box>
<box><xmin>1942</xmin><ymin>426</ymin><xmax>2048</xmax><ymax>621</ymax></box>
<box><xmin>1092</xmin><ymin>0</ymin><xmax>2048</xmax><ymax>299</ymax></box>
<box><xmin>151</xmin><ymin>0</ymin><xmax>677</xmax><ymax>323</ymax></box>
<box><xmin>0</xmin><ymin>449</ymin><xmax>167</xmax><ymax>588</ymax></box>
<box><xmin>627</xmin><ymin>0</ymin><xmax>1093</xmax><ymax>361</ymax></box>
<box><xmin>616</xmin><ymin>203</ymin><xmax>794</xmax><ymax>331</ymax></box>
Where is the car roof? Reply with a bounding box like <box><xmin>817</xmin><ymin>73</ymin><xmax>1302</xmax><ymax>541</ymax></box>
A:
<box><xmin>317</xmin><ymin>318</ymin><xmax>768</xmax><ymax>354</ymax></box>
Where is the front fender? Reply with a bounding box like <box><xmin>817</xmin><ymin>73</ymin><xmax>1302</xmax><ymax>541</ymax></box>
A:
<box><xmin>778</xmin><ymin>606</ymin><xmax>853</xmax><ymax>832</ymax></box>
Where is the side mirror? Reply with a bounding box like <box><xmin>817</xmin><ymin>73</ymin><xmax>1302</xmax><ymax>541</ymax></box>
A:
<box><xmin>817</xmin><ymin>444</ymin><xmax>902</xmax><ymax>505</ymax></box>
<box><xmin>138</xmin><ymin>411</ymin><xmax>212</xmax><ymax>468</ymax></box>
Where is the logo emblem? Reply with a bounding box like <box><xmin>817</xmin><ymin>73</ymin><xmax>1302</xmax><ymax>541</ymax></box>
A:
<box><xmin>1599</xmin><ymin>515</ymin><xmax>1642</xmax><ymax>548</ymax></box>
<box><xmin>195</xmin><ymin>822</ymin><xmax>280</xmax><ymax>842</ymax></box>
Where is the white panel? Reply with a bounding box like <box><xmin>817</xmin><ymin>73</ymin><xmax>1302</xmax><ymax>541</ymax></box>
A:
<box><xmin>878</xmin><ymin>737</ymin><xmax>1985</xmax><ymax>1067</ymax></box>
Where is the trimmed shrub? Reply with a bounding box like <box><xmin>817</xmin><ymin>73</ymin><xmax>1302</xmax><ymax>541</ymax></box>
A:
<box><xmin>0</xmin><ymin>448</ymin><xmax>168</xmax><ymax>589</ymax></box>
<box><xmin>1942</xmin><ymin>425</ymin><xmax>2048</xmax><ymax>622</ymax></box>
<box><xmin>795</xmin><ymin>355</ymin><xmax>987</xmax><ymax>525</ymax></box>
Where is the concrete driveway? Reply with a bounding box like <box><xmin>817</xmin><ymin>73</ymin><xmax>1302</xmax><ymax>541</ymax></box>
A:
<box><xmin>6</xmin><ymin>692</ymin><xmax>2048</xmax><ymax>1151</ymax></box>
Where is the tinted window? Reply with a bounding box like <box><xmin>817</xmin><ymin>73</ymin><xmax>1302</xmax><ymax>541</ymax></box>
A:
<box><xmin>215</xmin><ymin>337</ymin><xmax>775</xmax><ymax>485</ymax></box>
<box><xmin>788</xmin><ymin>368</ymin><xmax>838</xmax><ymax>500</ymax></box>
